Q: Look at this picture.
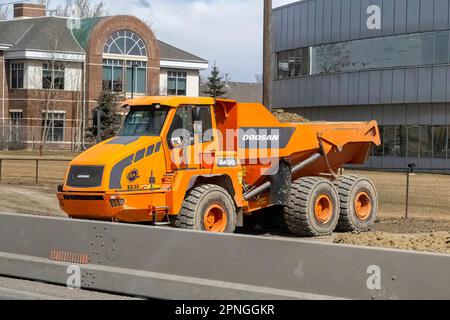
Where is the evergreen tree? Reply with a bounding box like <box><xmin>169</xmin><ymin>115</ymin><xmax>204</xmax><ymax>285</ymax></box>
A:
<box><xmin>87</xmin><ymin>91</ymin><xmax>122</xmax><ymax>142</ymax></box>
<box><xmin>203</xmin><ymin>64</ymin><xmax>227</xmax><ymax>98</ymax></box>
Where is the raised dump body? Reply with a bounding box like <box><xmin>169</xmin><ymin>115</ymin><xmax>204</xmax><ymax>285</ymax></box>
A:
<box><xmin>214</xmin><ymin>99</ymin><xmax>380</xmax><ymax>188</ymax></box>
<box><xmin>57</xmin><ymin>97</ymin><xmax>381</xmax><ymax>237</ymax></box>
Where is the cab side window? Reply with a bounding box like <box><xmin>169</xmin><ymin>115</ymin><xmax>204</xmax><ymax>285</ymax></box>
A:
<box><xmin>167</xmin><ymin>106</ymin><xmax>194</xmax><ymax>148</ymax></box>
<box><xmin>167</xmin><ymin>105</ymin><xmax>213</xmax><ymax>148</ymax></box>
<box><xmin>193</xmin><ymin>106</ymin><xmax>213</xmax><ymax>143</ymax></box>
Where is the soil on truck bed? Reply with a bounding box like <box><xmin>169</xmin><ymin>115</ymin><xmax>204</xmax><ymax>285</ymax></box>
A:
<box><xmin>272</xmin><ymin>109</ymin><xmax>309</xmax><ymax>123</ymax></box>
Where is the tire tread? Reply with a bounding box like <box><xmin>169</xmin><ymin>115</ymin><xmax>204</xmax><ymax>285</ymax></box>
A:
<box><xmin>284</xmin><ymin>177</ymin><xmax>338</xmax><ymax>237</ymax></box>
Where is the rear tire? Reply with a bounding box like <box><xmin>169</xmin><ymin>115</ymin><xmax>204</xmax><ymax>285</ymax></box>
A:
<box><xmin>334</xmin><ymin>175</ymin><xmax>378</xmax><ymax>232</ymax></box>
<box><xmin>284</xmin><ymin>177</ymin><xmax>340</xmax><ymax>237</ymax></box>
<box><xmin>179</xmin><ymin>184</ymin><xmax>236</xmax><ymax>233</ymax></box>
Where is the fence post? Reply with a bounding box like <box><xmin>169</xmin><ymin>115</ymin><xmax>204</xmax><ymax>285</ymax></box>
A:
<box><xmin>35</xmin><ymin>159</ymin><xmax>39</xmax><ymax>184</ymax></box>
<box><xmin>405</xmin><ymin>163</ymin><xmax>416</xmax><ymax>220</ymax></box>
<box><xmin>0</xmin><ymin>159</ymin><xmax>2</xmax><ymax>182</ymax></box>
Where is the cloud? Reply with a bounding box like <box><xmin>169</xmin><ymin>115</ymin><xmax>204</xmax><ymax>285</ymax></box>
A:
<box><xmin>47</xmin><ymin>0</ymin><xmax>300</xmax><ymax>82</ymax></box>
<box><xmin>133</xmin><ymin>0</ymin><xmax>152</xmax><ymax>9</ymax></box>
<box><xmin>109</xmin><ymin>0</ymin><xmax>264</xmax><ymax>82</ymax></box>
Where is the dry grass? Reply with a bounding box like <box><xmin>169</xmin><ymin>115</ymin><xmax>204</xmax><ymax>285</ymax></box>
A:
<box><xmin>0</xmin><ymin>150</ymin><xmax>80</xmax><ymax>159</ymax></box>
<box><xmin>347</xmin><ymin>169</ymin><xmax>450</xmax><ymax>220</ymax></box>
<box><xmin>0</xmin><ymin>158</ymin><xmax>71</xmax><ymax>185</ymax></box>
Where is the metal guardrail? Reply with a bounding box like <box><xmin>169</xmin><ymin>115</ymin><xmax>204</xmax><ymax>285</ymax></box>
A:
<box><xmin>0</xmin><ymin>213</ymin><xmax>449</xmax><ymax>300</ymax></box>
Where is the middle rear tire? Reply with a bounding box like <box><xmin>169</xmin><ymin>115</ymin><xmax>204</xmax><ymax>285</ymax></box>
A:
<box><xmin>284</xmin><ymin>177</ymin><xmax>340</xmax><ymax>237</ymax></box>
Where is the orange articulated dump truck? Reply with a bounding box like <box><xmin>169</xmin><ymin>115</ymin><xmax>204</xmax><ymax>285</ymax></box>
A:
<box><xmin>57</xmin><ymin>96</ymin><xmax>381</xmax><ymax>237</ymax></box>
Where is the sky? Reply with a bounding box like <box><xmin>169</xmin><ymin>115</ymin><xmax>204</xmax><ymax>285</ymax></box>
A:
<box><xmin>19</xmin><ymin>0</ymin><xmax>299</xmax><ymax>82</ymax></box>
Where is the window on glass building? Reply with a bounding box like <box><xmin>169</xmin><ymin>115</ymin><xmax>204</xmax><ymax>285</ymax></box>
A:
<box><xmin>276</xmin><ymin>30</ymin><xmax>450</xmax><ymax>79</ymax></box>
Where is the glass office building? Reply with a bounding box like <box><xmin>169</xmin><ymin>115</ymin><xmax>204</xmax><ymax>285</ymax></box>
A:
<box><xmin>272</xmin><ymin>0</ymin><xmax>450</xmax><ymax>170</ymax></box>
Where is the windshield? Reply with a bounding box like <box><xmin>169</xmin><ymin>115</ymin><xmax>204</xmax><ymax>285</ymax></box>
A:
<box><xmin>118</xmin><ymin>105</ymin><xmax>170</xmax><ymax>137</ymax></box>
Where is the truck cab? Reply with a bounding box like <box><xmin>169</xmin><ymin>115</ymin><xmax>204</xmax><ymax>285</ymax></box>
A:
<box><xmin>57</xmin><ymin>97</ymin><xmax>244</xmax><ymax>230</ymax></box>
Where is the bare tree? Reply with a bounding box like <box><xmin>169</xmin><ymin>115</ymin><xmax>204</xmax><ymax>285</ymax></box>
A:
<box><xmin>54</xmin><ymin>0</ymin><xmax>108</xmax><ymax>18</ymax></box>
<box><xmin>27</xmin><ymin>28</ymin><xmax>81</xmax><ymax>155</ymax></box>
<box><xmin>142</xmin><ymin>19</ymin><xmax>156</xmax><ymax>34</ymax></box>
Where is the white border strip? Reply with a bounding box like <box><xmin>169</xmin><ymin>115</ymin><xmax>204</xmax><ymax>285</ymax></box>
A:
<box><xmin>5</xmin><ymin>50</ymin><xmax>85</xmax><ymax>62</ymax></box>
<box><xmin>160</xmin><ymin>59</ymin><xmax>208</xmax><ymax>70</ymax></box>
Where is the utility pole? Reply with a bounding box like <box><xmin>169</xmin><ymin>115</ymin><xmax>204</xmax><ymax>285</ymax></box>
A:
<box><xmin>263</xmin><ymin>0</ymin><xmax>272</xmax><ymax>110</ymax></box>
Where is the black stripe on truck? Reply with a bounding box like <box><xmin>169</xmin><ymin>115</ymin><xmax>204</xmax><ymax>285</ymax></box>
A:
<box><xmin>109</xmin><ymin>141</ymin><xmax>162</xmax><ymax>189</ymax></box>
<box><xmin>146</xmin><ymin>144</ymin><xmax>155</xmax><ymax>156</ymax></box>
<box><xmin>109</xmin><ymin>155</ymin><xmax>134</xmax><ymax>189</ymax></box>
<box><xmin>134</xmin><ymin>149</ymin><xmax>146</xmax><ymax>163</ymax></box>
<box><xmin>107</xmin><ymin>136</ymin><xmax>140</xmax><ymax>145</ymax></box>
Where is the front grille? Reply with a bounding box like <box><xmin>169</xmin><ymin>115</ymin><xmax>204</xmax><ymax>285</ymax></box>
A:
<box><xmin>67</xmin><ymin>166</ymin><xmax>104</xmax><ymax>188</ymax></box>
<box><xmin>63</xmin><ymin>195</ymin><xmax>104</xmax><ymax>201</ymax></box>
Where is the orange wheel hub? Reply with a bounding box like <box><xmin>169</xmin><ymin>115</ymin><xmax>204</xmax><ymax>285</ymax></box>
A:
<box><xmin>354</xmin><ymin>191</ymin><xmax>372</xmax><ymax>221</ymax></box>
<box><xmin>314</xmin><ymin>195</ymin><xmax>333</xmax><ymax>224</ymax></box>
<box><xmin>203</xmin><ymin>204</ymin><xmax>227</xmax><ymax>232</ymax></box>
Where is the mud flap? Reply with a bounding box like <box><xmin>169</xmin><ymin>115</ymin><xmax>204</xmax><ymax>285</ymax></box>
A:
<box><xmin>236</xmin><ymin>208</ymin><xmax>244</xmax><ymax>227</ymax></box>
<box><xmin>270</xmin><ymin>161</ymin><xmax>292</xmax><ymax>206</ymax></box>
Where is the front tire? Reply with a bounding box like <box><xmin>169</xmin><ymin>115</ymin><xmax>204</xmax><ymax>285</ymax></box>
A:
<box><xmin>179</xmin><ymin>184</ymin><xmax>237</xmax><ymax>233</ymax></box>
<box><xmin>284</xmin><ymin>177</ymin><xmax>340</xmax><ymax>237</ymax></box>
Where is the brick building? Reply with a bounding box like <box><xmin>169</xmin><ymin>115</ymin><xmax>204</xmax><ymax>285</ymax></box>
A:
<box><xmin>0</xmin><ymin>3</ymin><xmax>208</xmax><ymax>150</ymax></box>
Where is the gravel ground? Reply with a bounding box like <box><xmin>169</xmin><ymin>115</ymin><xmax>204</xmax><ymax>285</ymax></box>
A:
<box><xmin>333</xmin><ymin>218</ymin><xmax>450</xmax><ymax>254</ymax></box>
<box><xmin>334</xmin><ymin>231</ymin><xmax>450</xmax><ymax>254</ymax></box>
<box><xmin>0</xmin><ymin>183</ymin><xmax>66</xmax><ymax>217</ymax></box>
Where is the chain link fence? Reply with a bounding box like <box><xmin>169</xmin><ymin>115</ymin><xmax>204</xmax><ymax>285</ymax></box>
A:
<box><xmin>0</xmin><ymin>158</ymin><xmax>71</xmax><ymax>185</ymax></box>
<box><xmin>0</xmin><ymin>121</ymin><xmax>84</xmax><ymax>151</ymax></box>
<box><xmin>346</xmin><ymin>167</ymin><xmax>450</xmax><ymax>221</ymax></box>
<box><xmin>0</xmin><ymin>153</ymin><xmax>449</xmax><ymax>221</ymax></box>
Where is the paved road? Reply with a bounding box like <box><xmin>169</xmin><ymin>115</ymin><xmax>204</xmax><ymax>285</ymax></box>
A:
<box><xmin>0</xmin><ymin>276</ymin><xmax>139</xmax><ymax>300</ymax></box>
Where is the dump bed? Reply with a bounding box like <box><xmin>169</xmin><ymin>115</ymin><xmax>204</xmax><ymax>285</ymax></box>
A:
<box><xmin>214</xmin><ymin>99</ymin><xmax>381</xmax><ymax>186</ymax></box>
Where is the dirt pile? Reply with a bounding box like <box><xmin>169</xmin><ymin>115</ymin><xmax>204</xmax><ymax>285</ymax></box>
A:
<box><xmin>335</xmin><ymin>231</ymin><xmax>450</xmax><ymax>254</ymax></box>
<box><xmin>272</xmin><ymin>109</ymin><xmax>309</xmax><ymax>123</ymax></box>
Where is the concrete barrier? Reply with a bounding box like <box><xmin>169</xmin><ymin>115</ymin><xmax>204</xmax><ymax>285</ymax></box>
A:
<box><xmin>0</xmin><ymin>213</ymin><xmax>448</xmax><ymax>299</ymax></box>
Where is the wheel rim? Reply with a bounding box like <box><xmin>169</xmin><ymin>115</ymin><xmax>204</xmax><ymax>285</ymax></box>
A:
<box><xmin>314</xmin><ymin>195</ymin><xmax>333</xmax><ymax>224</ymax></box>
<box><xmin>203</xmin><ymin>204</ymin><xmax>227</xmax><ymax>232</ymax></box>
<box><xmin>354</xmin><ymin>191</ymin><xmax>372</xmax><ymax>221</ymax></box>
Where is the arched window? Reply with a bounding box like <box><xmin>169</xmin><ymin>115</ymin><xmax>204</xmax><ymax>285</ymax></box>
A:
<box><xmin>103</xmin><ymin>30</ymin><xmax>147</xmax><ymax>57</ymax></box>
<box><xmin>102</xmin><ymin>30</ymin><xmax>148</xmax><ymax>95</ymax></box>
